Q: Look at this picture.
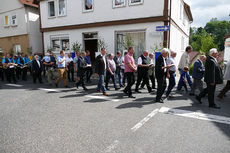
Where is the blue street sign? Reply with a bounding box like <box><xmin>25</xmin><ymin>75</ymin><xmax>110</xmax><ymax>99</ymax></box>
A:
<box><xmin>156</xmin><ymin>26</ymin><xmax>169</xmax><ymax>31</ymax></box>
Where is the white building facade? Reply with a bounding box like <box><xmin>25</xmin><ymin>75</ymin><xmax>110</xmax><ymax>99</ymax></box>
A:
<box><xmin>39</xmin><ymin>0</ymin><xmax>193</xmax><ymax>64</ymax></box>
<box><xmin>0</xmin><ymin>0</ymin><xmax>42</xmax><ymax>55</ymax></box>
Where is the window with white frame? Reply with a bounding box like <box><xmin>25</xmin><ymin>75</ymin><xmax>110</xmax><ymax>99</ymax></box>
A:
<box><xmin>58</xmin><ymin>0</ymin><xmax>67</xmax><ymax>16</ymax></box>
<box><xmin>51</xmin><ymin>36</ymin><xmax>70</xmax><ymax>52</ymax></box>
<box><xmin>180</xmin><ymin>2</ymin><xmax>183</xmax><ymax>20</ymax></box>
<box><xmin>129</xmin><ymin>0</ymin><xmax>143</xmax><ymax>6</ymax></box>
<box><xmin>4</xmin><ymin>15</ymin><xmax>10</xmax><ymax>27</ymax></box>
<box><xmin>48</xmin><ymin>1</ymin><xmax>56</xmax><ymax>17</ymax></box>
<box><xmin>181</xmin><ymin>36</ymin><xmax>185</xmax><ymax>51</ymax></box>
<box><xmin>11</xmin><ymin>14</ymin><xmax>18</xmax><ymax>26</ymax></box>
<box><xmin>83</xmin><ymin>0</ymin><xmax>93</xmax><ymax>12</ymax></box>
<box><xmin>113</xmin><ymin>0</ymin><xmax>125</xmax><ymax>8</ymax></box>
<box><xmin>14</xmin><ymin>44</ymin><xmax>21</xmax><ymax>54</ymax></box>
<box><xmin>0</xmin><ymin>48</ymin><xmax>2</xmax><ymax>53</ymax></box>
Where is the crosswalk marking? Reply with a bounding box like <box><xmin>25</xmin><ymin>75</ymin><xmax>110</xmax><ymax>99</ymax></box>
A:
<box><xmin>38</xmin><ymin>88</ymin><xmax>59</xmax><ymax>92</ymax></box>
<box><xmin>84</xmin><ymin>95</ymin><xmax>119</xmax><ymax>102</ymax></box>
<box><xmin>159</xmin><ymin>107</ymin><xmax>230</xmax><ymax>125</ymax></box>
<box><xmin>5</xmin><ymin>84</ymin><xmax>23</xmax><ymax>87</ymax></box>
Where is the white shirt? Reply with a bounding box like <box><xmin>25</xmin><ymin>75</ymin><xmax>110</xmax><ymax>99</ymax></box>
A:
<box><xmin>166</xmin><ymin>56</ymin><xmax>176</xmax><ymax>72</ymax></box>
<box><xmin>101</xmin><ymin>54</ymin><xmax>107</xmax><ymax>70</ymax></box>
<box><xmin>66</xmin><ymin>57</ymin><xmax>73</xmax><ymax>65</ymax></box>
<box><xmin>163</xmin><ymin>57</ymin><xmax>167</xmax><ymax>73</ymax></box>
<box><xmin>178</xmin><ymin>52</ymin><xmax>190</xmax><ymax>70</ymax></box>
<box><xmin>137</xmin><ymin>56</ymin><xmax>148</xmax><ymax>65</ymax></box>
<box><xmin>36</xmin><ymin>60</ymin><xmax>40</xmax><ymax>68</ymax></box>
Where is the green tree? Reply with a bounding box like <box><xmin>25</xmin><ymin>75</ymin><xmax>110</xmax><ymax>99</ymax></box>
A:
<box><xmin>72</xmin><ymin>41</ymin><xmax>81</xmax><ymax>52</ymax></box>
<box><xmin>204</xmin><ymin>18</ymin><xmax>230</xmax><ymax>51</ymax></box>
<box><xmin>200</xmin><ymin>31</ymin><xmax>218</xmax><ymax>56</ymax></box>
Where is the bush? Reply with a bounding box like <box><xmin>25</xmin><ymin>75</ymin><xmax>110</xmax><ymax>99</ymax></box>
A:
<box><xmin>189</xmin><ymin>64</ymin><xmax>194</xmax><ymax>75</ymax></box>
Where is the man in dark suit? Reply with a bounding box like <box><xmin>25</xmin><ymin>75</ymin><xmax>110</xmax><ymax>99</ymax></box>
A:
<box><xmin>190</xmin><ymin>55</ymin><xmax>206</xmax><ymax>96</ymax></box>
<box><xmin>155</xmin><ymin>48</ymin><xmax>170</xmax><ymax>103</ymax></box>
<box><xmin>32</xmin><ymin>55</ymin><xmax>43</xmax><ymax>84</ymax></box>
<box><xmin>76</xmin><ymin>51</ymin><xmax>88</xmax><ymax>91</ymax></box>
<box><xmin>196</xmin><ymin>48</ymin><xmax>223</xmax><ymax>109</ymax></box>
<box><xmin>95</xmin><ymin>48</ymin><xmax>108</xmax><ymax>96</ymax></box>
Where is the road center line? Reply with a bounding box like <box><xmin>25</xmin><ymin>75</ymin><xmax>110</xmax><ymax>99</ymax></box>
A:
<box><xmin>159</xmin><ymin>107</ymin><xmax>230</xmax><ymax>125</ymax></box>
<box><xmin>131</xmin><ymin>109</ymin><xmax>159</xmax><ymax>132</ymax></box>
<box><xmin>5</xmin><ymin>84</ymin><xmax>23</xmax><ymax>87</ymax></box>
<box><xmin>84</xmin><ymin>95</ymin><xmax>119</xmax><ymax>102</ymax></box>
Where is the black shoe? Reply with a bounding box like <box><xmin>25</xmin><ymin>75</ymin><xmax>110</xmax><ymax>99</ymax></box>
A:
<box><xmin>106</xmin><ymin>87</ymin><xmax>110</xmax><ymax>90</ymax></box>
<box><xmin>189</xmin><ymin>93</ymin><xmax>195</xmax><ymax>96</ymax></box>
<box><xmin>75</xmin><ymin>83</ymin><xmax>79</xmax><ymax>89</ymax></box>
<box><xmin>196</xmin><ymin>96</ymin><xmax>202</xmax><ymax>104</ymax></box>
<box><xmin>123</xmin><ymin>90</ymin><xmax>128</xmax><ymax>95</ymax></box>
<box><xmin>115</xmin><ymin>88</ymin><xmax>120</xmax><ymax>91</ymax></box>
<box><xmin>39</xmin><ymin>81</ymin><xmax>43</xmax><ymax>84</ymax></box>
<box><xmin>135</xmin><ymin>90</ymin><xmax>141</xmax><ymax>93</ymax></box>
<box><xmin>209</xmin><ymin>105</ymin><xmax>220</xmax><ymax>109</ymax></box>
<box><xmin>55</xmin><ymin>83</ymin><xmax>58</xmax><ymax>87</ymax></box>
<box><xmin>156</xmin><ymin>99</ymin><xmax>164</xmax><ymax>103</ymax></box>
<box><xmin>129</xmin><ymin>95</ymin><xmax>136</xmax><ymax>98</ymax></box>
<box><xmin>83</xmin><ymin>87</ymin><xmax>88</xmax><ymax>91</ymax></box>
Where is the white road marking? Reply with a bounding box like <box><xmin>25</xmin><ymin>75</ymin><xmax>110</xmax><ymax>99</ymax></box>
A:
<box><xmin>131</xmin><ymin>109</ymin><xmax>159</xmax><ymax>132</ymax></box>
<box><xmin>84</xmin><ymin>95</ymin><xmax>119</xmax><ymax>102</ymax></box>
<box><xmin>5</xmin><ymin>84</ymin><xmax>23</xmax><ymax>87</ymax></box>
<box><xmin>38</xmin><ymin>88</ymin><xmax>59</xmax><ymax>92</ymax></box>
<box><xmin>159</xmin><ymin>107</ymin><xmax>230</xmax><ymax>125</ymax></box>
<box><xmin>104</xmin><ymin>140</ymin><xmax>120</xmax><ymax>153</ymax></box>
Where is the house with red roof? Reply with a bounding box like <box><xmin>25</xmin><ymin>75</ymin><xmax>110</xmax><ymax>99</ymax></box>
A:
<box><xmin>0</xmin><ymin>0</ymin><xmax>42</xmax><ymax>55</ymax></box>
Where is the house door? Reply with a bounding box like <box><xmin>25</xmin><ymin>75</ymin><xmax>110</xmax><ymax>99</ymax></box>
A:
<box><xmin>84</xmin><ymin>39</ymin><xmax>98</xmax><ymax>64</ymax></box>
<box><xmin>83</xmin><ymin>32</ymin><xmax>98</xmax><ymax>64</ymax></box>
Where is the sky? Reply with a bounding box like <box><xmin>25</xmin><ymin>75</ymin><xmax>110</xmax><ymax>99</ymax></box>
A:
<box><xmin>184</xmin><ymin>0</ymin><xmax>230</xmax><ymax>27</ymax></box>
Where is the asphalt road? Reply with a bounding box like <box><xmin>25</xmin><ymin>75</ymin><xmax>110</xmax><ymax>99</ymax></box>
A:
<box><xmin>0</xmin><ymin>76</ymin><xmax>230</xmax><ymax>153</ymax></box>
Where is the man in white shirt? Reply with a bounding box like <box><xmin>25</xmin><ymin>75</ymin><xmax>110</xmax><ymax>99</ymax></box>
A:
<box><xmin>165</xmin><ymin>50</ymin><xmax>177</xmax><ymax>98</ymax></box>
<box><xmin>66</xmin><ymin>53</ymin><xmax>74</xmax><ymax>82</ymax></box>
<box><xmin>178</xmin><ymin>45</ymin><xmax>193</xmax><ymax>89</ymax></box>
<box><xmin>135</xmin><ymin>51</ymin><xmax>151</xmax><ymax>93</ymax></box>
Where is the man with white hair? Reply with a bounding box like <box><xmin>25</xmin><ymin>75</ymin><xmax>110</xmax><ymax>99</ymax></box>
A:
<box><xmin>155</xmin><ymin>48</ymin><xmax>171</xmax><ymax>103</ymax></box>
<box><xmin>135</xmin><ymin>50</ymin><xmax>152</xmax><ymax>93</ymax></box>
<box><xmin>190</xmin><ymin>55</ymin><xmax>206</xmax><ymax>96</ymax></box>
<box><xmin>165</xmin><ymin>50</ymin><xmax>177</xmax><ymax>98</ymax></box>
<box><xmin>196</xmin><ymin>48</ymin><xmax>223</xmax><ymax>109</ymax></box>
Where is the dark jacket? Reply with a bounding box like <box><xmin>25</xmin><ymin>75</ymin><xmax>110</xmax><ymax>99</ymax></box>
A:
<box><xmin>192</xmin><ymin>59</ymin><xmax>205</xmax><ymax>80</ymax></box>
<box><xmin>204</xmin><ymin>56</ymin><xmax>223</xmax><ymax>84</ymax></box>
<box><xmin>95</xmin><ymin>55</ymin><xmax>107</xmax><ymax>75</ymax></box>
<box><xmin>77</xmin><ymin>56</ymin><xmax>87</xmax><ymax>76</ymax></box>
<box><xmin>32</xmin><ymin>59</ymin><xmax>43</xmax><ymax>72</ymax></box>
<box><xmin>155</xmin><ymin>54</ymin><xmax>166</xmax><ymax>78</ymax></box>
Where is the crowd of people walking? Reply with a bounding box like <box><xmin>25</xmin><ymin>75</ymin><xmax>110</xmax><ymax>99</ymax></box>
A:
<box><xmin>1</xmin><ymin>45</ymin><xmax>229</xmax><ymax>109</ymax></box>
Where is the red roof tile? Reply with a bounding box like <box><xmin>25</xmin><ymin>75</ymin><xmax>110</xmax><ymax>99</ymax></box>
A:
<box><xmin>20</xmin><ymin>0</ymin><xmax>38</xmax><ymax>8</ymax></box>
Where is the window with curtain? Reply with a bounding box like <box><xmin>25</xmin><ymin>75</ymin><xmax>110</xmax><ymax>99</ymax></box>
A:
<box><xmin>11</xmin><ymin>15</ymin><xmax>17</xmax><ymax>26</ymax></box>
<box><xmin>84</xmin><ymin>0</ymin><xmax>93</xmax><ymax>12</ymax></box>
<box><xmin>116</xmin><ymin>31</ymin><xmax>146</xmax><ymax>60</ymax></box>
<box><xmin>58</xmin><ymin>0</ymin><xmax>66</xmax><ymax>16</ymax></box>
<box><xmin>48</xmin><ymin>1</ymin><xmax>55</xmax><ymax>17</ymax></box>
<box><xmin>51</xmin><ymin>36</ymin><xmax>70</xmax><ymax>52</ymax></box>
<box><xmin>129</xmin><ymin>0</ymin><xmax>143</xmax><ymax>5</ymax></box>
<box><xmin>113</xmin><ymin>0</ymin><xmax>125</xmax><ymax>8</ymax></box>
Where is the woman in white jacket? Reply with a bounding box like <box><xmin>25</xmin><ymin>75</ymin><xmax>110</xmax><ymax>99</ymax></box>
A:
<box><xmin>218</xmin><ymin>60</ymin><xmax>230</xmax><ymax>99</ymax></box>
